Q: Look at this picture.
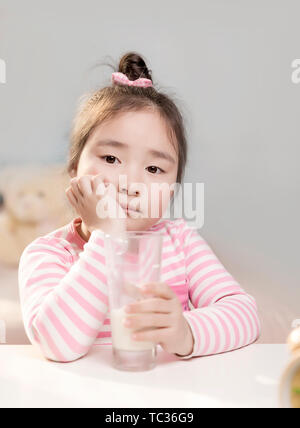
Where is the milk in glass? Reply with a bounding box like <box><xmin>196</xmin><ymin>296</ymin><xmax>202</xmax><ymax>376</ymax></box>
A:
<box><xmin>111</xmin><ymin>307</ymin><xmax>154</xmax><ymax>351</ymax></box>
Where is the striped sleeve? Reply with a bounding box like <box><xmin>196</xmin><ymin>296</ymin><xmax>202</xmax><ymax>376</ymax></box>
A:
<box><xmin>18</xmin><ymin>230</ymin><xmax>109</xmax><ymax>363</ymax></box>
<box><xmin>177</xmin><ymin>221</ymin><xmax>261</xmax><ymax>359</ymax></box>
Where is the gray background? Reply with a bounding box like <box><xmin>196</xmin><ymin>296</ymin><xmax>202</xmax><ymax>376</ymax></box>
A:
<box><xmin>0</xmin><ymin>0</ymin><xmax>300</xmax><ymax>342</ymax></box>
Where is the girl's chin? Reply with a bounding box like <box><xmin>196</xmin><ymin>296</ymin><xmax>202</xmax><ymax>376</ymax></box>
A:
<box><xmin>125</xmin><ymin>217</ymin><xmax>160</xmax><ymax>231</ymax></box>
<box><xmin>126</xmin><ymin>213</ymin><xmax>144</xmax><ymax>220</ymax></box>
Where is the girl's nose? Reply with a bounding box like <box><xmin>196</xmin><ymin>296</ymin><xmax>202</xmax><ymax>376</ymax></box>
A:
<box><xmin>118</xmin><ymin>168</ymin><xmax>144</xmax><ymax>196</ymax></box>
<box><xmin>118</xmin><ymin>177</ymin><xmax>141</xmax><ymax>196</ymax></box>
<box><xmin>120</xmin><ymin>186</ymin><xmax>140</xmax><ymax>196</ymax></box>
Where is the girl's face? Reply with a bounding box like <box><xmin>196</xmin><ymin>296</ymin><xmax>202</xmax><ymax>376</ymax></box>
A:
<box><xmin>75</xmin><ymin>109</ymin><xmax>179</xmax><ymax>231</ymax></box>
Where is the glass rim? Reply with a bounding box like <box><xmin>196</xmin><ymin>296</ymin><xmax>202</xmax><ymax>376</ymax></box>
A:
<box><xmin>104</xmin><ymin>230</ymin><xmax>164</xmax><ymax>241</ymax></box>
<box><xmin>125</xmin><ymin>230</ymin><xmax>164</xmax><ymax>236</ymax></box>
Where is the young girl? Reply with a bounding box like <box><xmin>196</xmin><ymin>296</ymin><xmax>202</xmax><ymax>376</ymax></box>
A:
<box><xmin>18</xmin><ymin>52</ymin><xmax>261</xmax><ymax>363</ymax></box>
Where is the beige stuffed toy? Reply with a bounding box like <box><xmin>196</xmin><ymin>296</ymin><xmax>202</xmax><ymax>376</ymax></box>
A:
<box><xmin>0</xmin><ymin>164</ymin><xmax>73</xmax><ymax>267</ymax></box>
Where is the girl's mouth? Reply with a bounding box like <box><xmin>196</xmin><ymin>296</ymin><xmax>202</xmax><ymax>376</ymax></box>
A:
<box><xmin>126</xmin><ymin>208</ymin><xmax>141</xmax><ymax>217</ymax></box>
<box><xmin>120</xmin><ymin>203</ymin><xmax>140</xmax><ymax>213</ymax></box>
<box><xmin>120</xmin><ymin>204</ymin><xmax>142</xmax><ymax>217</ymax></box>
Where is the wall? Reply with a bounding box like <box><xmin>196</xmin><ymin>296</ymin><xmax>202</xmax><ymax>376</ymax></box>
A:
<box><xmin>1</xmin><ymin>0</ymin><xmax>300</xmax><ymax>342</ymax></box>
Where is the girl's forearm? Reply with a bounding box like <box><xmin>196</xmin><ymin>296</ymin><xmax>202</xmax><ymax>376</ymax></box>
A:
<box><xmin>19</xmin><ymin>230</ymin><xmax>109</xmax><ymax>362</ymax></box>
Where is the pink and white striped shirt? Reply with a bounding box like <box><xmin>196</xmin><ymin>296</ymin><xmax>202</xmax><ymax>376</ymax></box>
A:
<box><xmin>18</xmin><ymin>217</ymin><xmax>261</xmax><ymax>362</ymax></box>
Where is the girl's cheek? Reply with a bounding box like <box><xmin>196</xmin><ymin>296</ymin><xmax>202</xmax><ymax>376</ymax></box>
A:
<box><xmin>76</xmin><ymin>158</ymin><xmax>92</xmax><ymax>177</ymax></box>
<box><xmin>147</xmin><ymin>189</ymin><xmax>170</xmax><ymax>218</ymax></box>
<box><xmin>77</xmin><ymin>157</ymin><xmax>105</xmax><ymax>178</ymax></box>
<box><xmin>160</xmin><ymin>191</ymin><xmax>171</xmax><ymax>215</ymax></box>
<box><xmin>77</xmin><ymin>152</ymin><xmax>104</xmax><ymax>176</ymax></box>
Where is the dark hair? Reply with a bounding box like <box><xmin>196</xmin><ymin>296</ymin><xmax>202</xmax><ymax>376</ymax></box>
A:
<box><xmin>68</xmin><ymin>51</ymin><xmax>188</xmax><ymax>184</ymax></box>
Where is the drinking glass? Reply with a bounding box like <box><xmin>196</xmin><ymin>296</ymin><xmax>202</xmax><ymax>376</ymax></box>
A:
<box><xmin>104</xmin><ymin>230</ymin><xmax>163</xmax><ymax>371</ymax></box>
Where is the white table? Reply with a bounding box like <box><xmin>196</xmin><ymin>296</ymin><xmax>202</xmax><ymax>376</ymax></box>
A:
<box><xmin>0</xmin><ymin>344</ymin><xmax>290</xmax><ymax>408</ymax></box>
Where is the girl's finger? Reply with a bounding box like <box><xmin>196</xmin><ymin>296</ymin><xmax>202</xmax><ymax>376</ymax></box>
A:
<box><xmin>131</xmin><ymin>327</ymin><xmax>171</xmax><ymax>344</ymax></box>
<box><xmin>91</xmin><ymin>175</ymin><xmax>105</xmax><ymax>194</ymax></box>
<box><xmin>70</xmin><ymin>178</ymin><xmax>83</xmax><ymax>199</ymax></box>
<box><xmin>125</xmin><ymin>297</ymin><xmax>171</xmax><ymax>314</ymax></box>
<box><xmin>140</xmin><ymin>282</ymin><xmax>176</xmax><ymax>300</ymax></box>
<box><xmin>65</xmin><ymin>187</ymin><xmax>78</xmax><ymax>206</ymax></box>
<box><xmin>77</xmin><ymin>176</ymin><xmax>93</xmax><ymax>196</ymax></box>
<box><xmin>124</xmin><ymin>312</ymin><xmax>172</xmax><ymax>330</ymax></box>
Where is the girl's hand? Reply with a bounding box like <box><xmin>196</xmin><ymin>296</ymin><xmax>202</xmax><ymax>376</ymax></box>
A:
<box><xmin>123</xmin><ymin>282</ymin><xmax>195</xmax><ymax>357</ymax></box>
<box><xmin>65</xmin><ymin>175</ymin><xmax>126</xmax><ymax>235</ymax></box>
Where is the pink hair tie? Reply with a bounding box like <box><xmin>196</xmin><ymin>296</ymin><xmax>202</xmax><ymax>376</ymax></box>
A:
<box><xmin>112</xmin><ymin>72</ymin><xmax>153</xmax><ymax>88</ymax></box>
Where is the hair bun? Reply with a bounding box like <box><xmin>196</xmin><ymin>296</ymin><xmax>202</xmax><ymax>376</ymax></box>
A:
<box><xmin>118</xmin><ymin>52</ymin><xmax>152</xmax><ymax>82</ymax></box>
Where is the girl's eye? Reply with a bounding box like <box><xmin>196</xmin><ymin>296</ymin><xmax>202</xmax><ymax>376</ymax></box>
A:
<box><xmin>147</xmin><ymin>166</ymin><xmax>164</xmax><ymax>174</ymax></box>
<box><xmin>101</xmin><ymin>155</ymin><xmax>119</xmax><ymax>164</ymax></box>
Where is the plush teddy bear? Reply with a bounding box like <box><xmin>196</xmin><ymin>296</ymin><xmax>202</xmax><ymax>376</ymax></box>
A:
<box><xmin>0</xmin><ymin>164</ymin><xmax>74</xmax><ymax>267</ymax></box>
